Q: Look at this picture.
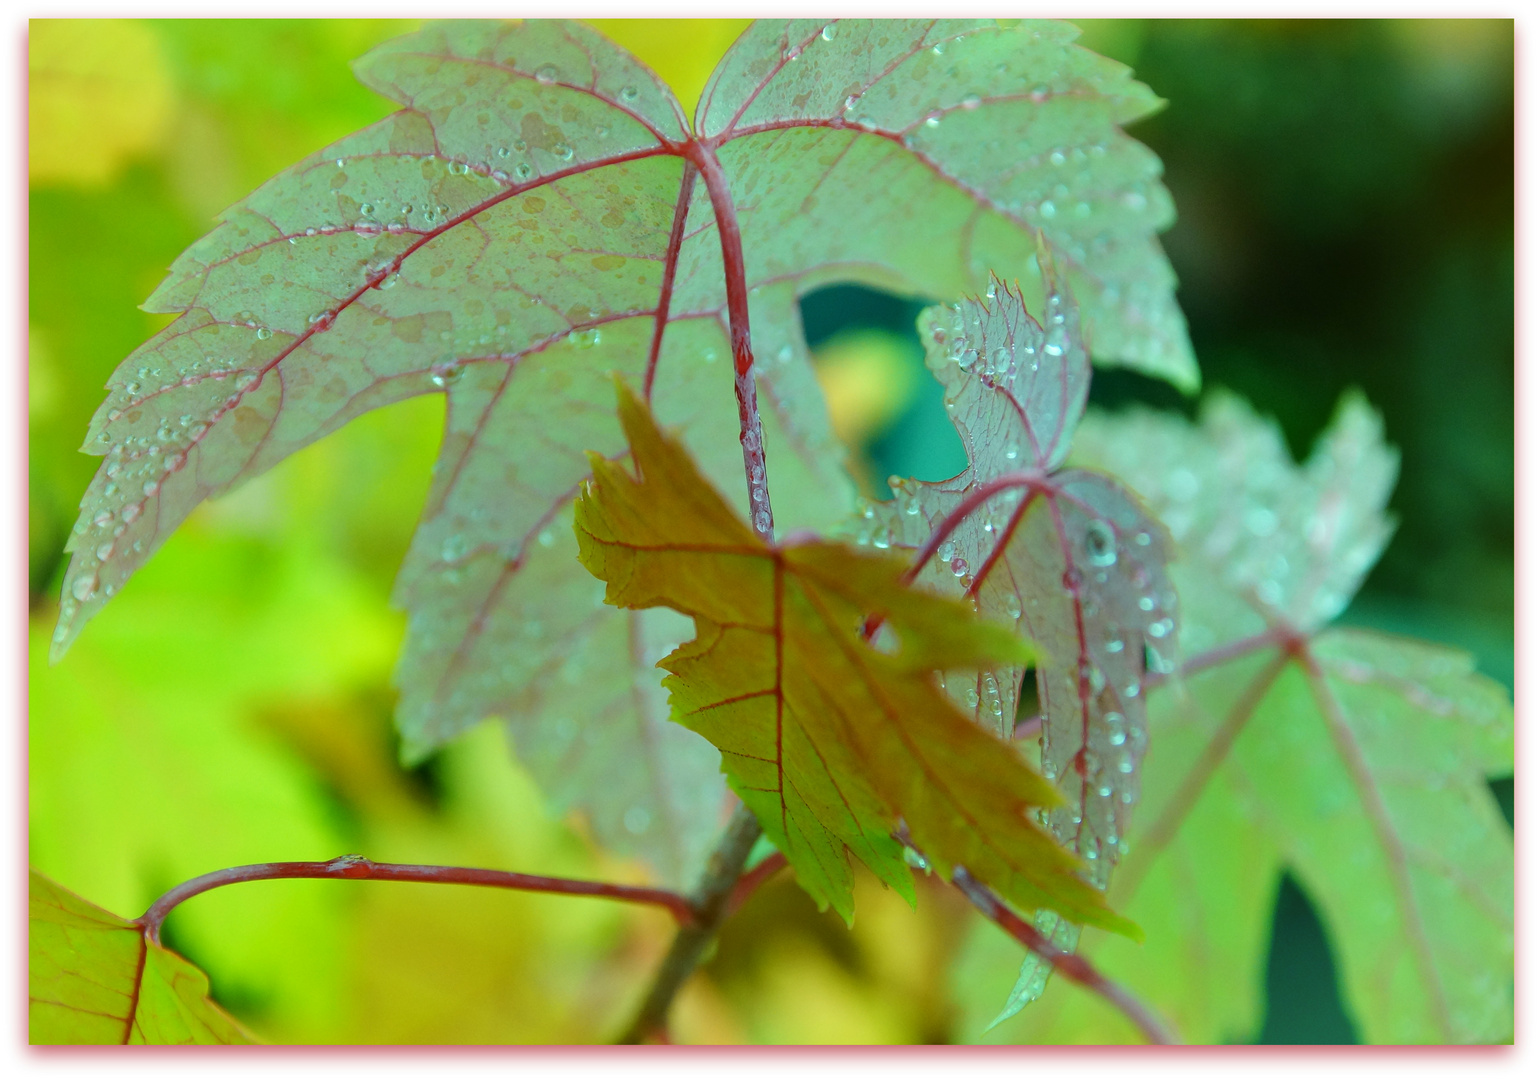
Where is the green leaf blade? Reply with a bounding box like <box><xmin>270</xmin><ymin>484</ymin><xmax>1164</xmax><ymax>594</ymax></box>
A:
<box><xmin>701</xmin><ymin>18</ymin><xmax>1195</xmax><ymax>388</ymax></box>
<box><xmin>29</xmin><ymin>870</ymin><xmax>255</xmax><ymax>1045</ymax></box>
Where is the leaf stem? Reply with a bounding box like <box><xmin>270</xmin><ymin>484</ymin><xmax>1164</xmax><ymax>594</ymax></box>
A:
<box><xmin>1141</xmin><ymin>625</ymin><xmax>1294</xmax><ymax>693</ymax></box>
<box><xmin>686</xmin><ymin>140</ymin><xmax>775</xmax><ymax>543</ymax></box>
<box><xmin>617</xmin><ymin>802</ymin><xmax>763</xmax><ymax>1043</ymax></box>
<box><xmin>901</xmin><ymin>471</ymin><xmax>1041</xmax><ymax>586</ymax></box>
<box><xmin>950</xmin><ymin>866</ymin><xmax>1181</xmax><ymax>1045</ymax></box>
<box><xmin>136</xmin><ymin>855</ymin><xmax>695</xmax><ymax>945</ymax></box>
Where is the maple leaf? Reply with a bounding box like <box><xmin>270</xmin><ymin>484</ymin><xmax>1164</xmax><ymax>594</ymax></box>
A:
<box><xmin>867</xmin><ymin>256</ymin><xmax>1176</xmax><ymax>1019</ymax></box>
<box><xmin>52</xmin><ymin>19</ymin><xmax>1190</xmax><ymax>885</ymax></box>
<box><xmin>29</xmin><ymin>869</ymin><xmax>257</xmax><ymax>1045</ymax></box>
<box><xmin>958</xmin><ymin>392</ymin><xmax>1512</xmax><ymax>1044</ymax></box>
<box><xmin>574</xmin><ymin>380</ymin><xmax>1135</xmax><ymax>935</ymax></box>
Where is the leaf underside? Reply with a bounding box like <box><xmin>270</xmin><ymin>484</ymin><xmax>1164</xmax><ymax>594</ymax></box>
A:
<box><xmin>866</xmin><ymin>259</ymin><xmax>1176</xmax><ymax>1021</ymax></box>
<box><xmin>978</xmin><ymin>393</ymin><xmax>1512</xmax><ymax>1044</ymax></box>
<box><xmin>55</xmin><ymin>18</ymin><xmax>1192</xmax><ymax>886</ymax></box>
<box><xmin>574</xmin><ymin>381</ymin><xmax>1135</xmax><ymax>935</ymax></box>
<box><xmin>28</xmin><ymin>869</ymin><xmax>256</xmax><ymax>1045</ymax></box>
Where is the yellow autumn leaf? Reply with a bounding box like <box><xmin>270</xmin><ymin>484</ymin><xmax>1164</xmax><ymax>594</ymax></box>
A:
<box><xmin>573</xmin><ymin>381</ymin><xmax>1136</xmax><ymax>937</ymax></box>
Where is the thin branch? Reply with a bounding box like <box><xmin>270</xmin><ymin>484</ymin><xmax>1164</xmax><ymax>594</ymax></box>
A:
<box><xmin>137</xmin><ymin>855</ymin><xmax>694</xmax><ymax>945</ymax></box>
<box><xmin>950</xmin><ymin>866</ymin><xmax>1181</xmax><ymax>1045</ymax></box>
<box><xmin>618</xmin><ymin>802</ymin><xmax>764</xmax><ymax>1044</ymax></box>
<box><xmin>727</xmin><ymin>851</ymin><xmax>789</xmax><ymax>916</ymax></box>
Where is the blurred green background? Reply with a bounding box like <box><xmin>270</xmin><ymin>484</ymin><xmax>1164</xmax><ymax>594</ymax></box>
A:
<box><xmin>28</xmin><ymin>19</ymin><xmax>1512</xmax><ymax>1044</ymax></box>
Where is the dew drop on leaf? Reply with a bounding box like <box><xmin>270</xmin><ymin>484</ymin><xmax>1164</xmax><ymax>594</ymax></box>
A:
<box><xmin>70</xmin><ymin>574</ymin><xmax>97</xmax><ymax>602</ymax></box>
<box><xmin>623</xmin><ymin>806</ymin><xmax>652</xmax><ymax>834</ymax></box>
<box><xmin>1085</xmin><ymin>520</ymin><xmax>1117</xmax><ymax>567</ymax></box>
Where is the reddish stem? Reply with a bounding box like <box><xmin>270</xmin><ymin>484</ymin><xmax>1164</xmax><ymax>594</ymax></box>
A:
<box><xmin>643</xmin><ymin>161</ymin><xmax>698</xmax><ymax>401</ymax></box>
<box><xmin>137</xmin><ymin>855</ymin><xmax>695</xmax><ymax>944</ymax></box>
<box><xmin>727</xmin><ymin>852</ymin><xmax>789</xmax><ymax>915</ymax></box>
<box><xmin>950</xmin><ymin>867</ymin><xmax>1180</xmax><ymax>1045</ymax></box>
<box><xmin>685</xmin><ymin>139</ymin><xmax>775</xmax><ymax>543</ymax></box>
<box><xmin>902</xmin><ymin>472</ymin><xmax>1041</xmax><ymax>586</ymax></box>
<box><xmin>1141</xmin><ymin>625</ymin><xmax>1294</xmax><ymax>692</ymax></box>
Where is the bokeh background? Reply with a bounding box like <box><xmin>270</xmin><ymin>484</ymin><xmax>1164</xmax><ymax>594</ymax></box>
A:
<box><xmin>27</xmin><ymin>19</ymin><xmax>1513</xmax><ymax>1044</ymax></box>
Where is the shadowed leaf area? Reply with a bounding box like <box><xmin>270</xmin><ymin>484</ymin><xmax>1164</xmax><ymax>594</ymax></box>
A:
<box><xmin>28</xmin><ymin>870</ymin><xmax>256</xmax><ymax>1045</ymax></box>
<box><xmin>574</xmin><ymin>382</ymin><xmax>1132</xmax><ymax>937</ymax></box>
<box><xmin>50</xmin><ymin>18</ymin><xmax>1190</xmax><ymax>893</ymax></box>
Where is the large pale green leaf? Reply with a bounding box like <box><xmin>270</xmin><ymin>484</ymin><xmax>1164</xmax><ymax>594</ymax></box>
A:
<box><xmin>956</xmin><ymin>392</ymin><xmax>1512</xmax><ymax>1044</ymax></box>
<box><xmin>54</xmin><ymin>19</ymin><xmax>1191</xmax><ymax>886</ymax></box>
<box><xmin>29</xmin><ymin>869</ymin><xmax>255</xmax><ymax>1045</ymax></box>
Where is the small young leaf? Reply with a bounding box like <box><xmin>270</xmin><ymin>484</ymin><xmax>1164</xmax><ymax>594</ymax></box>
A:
<box><xmin>29</xmin><ymin>869</ymin><xmax>255</xmax><ymax>1045</ymax></box>
<box><xmin>575</xmin><ymin>382</ymin><xmax>1135</xmax><ymax>936</ymax></box>
<box><xmin>870</xmin><ymin>259</ymin><xmax>1176</xmax><ymax>1018</ymax></box>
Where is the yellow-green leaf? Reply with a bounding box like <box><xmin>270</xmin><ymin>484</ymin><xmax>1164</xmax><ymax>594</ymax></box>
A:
<box><xmin>574</xmin><ymin>382</ymin><xmax>1134</xmax><ymax>936</ymax></box>
<box><xmin>28</xmin><ymin>869</ymin><xmax>256</xmax><ymax>1045</ymax></box>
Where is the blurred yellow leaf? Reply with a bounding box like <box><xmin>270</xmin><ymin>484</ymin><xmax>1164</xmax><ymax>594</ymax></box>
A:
<box><xmin>812</xmin><ymin>330</ymin><xmax>920</xmax><ymax>447</ymax></box>
<box><xmin>29</xmin><ymin>19</ymin><xmax>173</xmax><ymax>186</ymax></box>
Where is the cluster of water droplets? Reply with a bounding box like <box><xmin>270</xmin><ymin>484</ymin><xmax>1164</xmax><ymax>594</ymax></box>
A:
<box><xmin>741</xmin><ymin>423</ymin><xmax>773</xmax><ymax>537</ymax></box>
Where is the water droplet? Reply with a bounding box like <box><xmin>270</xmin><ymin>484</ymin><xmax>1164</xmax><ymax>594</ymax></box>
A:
<box><xmin>1040</xmin><ymin>199</ymin><xmax>1057</xmax><ymax>219</ymax></box>
<box><xmin>95</xmin><ymin>541</ymin><xmax>114</xmax><ymax>562</ymax></box>
<box><xmin>71</xmin><ymin>574</ymin><xmax>98</xmax><ymax>602</ymax></box>
<box><xmin>961</xmin><ymin>93</ymin><xmax>982</xmax><ymax>110</ymax></box>
<box><xmin>255</xmin><ymin>327</ymin><xmax>273</xmax><ymax>341</ymax></box>
<box><xmin>619</xmin><ymin>85</ymin><xmax>639</xmax><ymax>102</ymax></box>
<box><xmin>514</xmin><ymin>163</ymin><xmax>534</xmax><ymax>181</ymax></box>
<box><xmin>142</xmin><ymin>479</ymin><xmax>159</xmax><ymax>497</ymax></box>
<box><xmin>125</xmin><ymin>381</ymin><xmax>141</xmax><ymax>395</ymax></box>
<box><xmin>754</xmin><ymin>509</ymin><xmax>771</xmax><ymax>533</ymax></box>
<box><xmin>430</xmin><ymin>361</ymin><xmax>464</xmax><ymax>388</ymax></box>
<box><xmin>235</xmin><ymin>371</ymin><xmax>258</xmax><ymax>389</ymax></box>
<box><xmin>623</xmin><ymin>805</ymin><xmax>652</xmax><ymax>834</ymax></box>
<box><xmin>924</xmin><ymin>114</ymin><xmax>941</xmax><ymax>128</ymax></box>
<box><xmin>535</xmin><ymin>64</ymin><xmax>560</xmax><ymax>85</ymax></box>
<box><xmin>965</xmin><ymin>687</ymin><xmax>980</xmax><ymax>707</ymax></box>
<box><xmin>537</xmin><ymin>529</ymin><xmax>556</xmax><ymax>548</ymax></box>
<box><xmin>1004</xmin><ymin>594</ymin><xmax>1022</xmax><ymax>620</ymax></box>
<box><xmin>950</xmin><ymin>556</ymin><xmax>969</xmax><ymax>578</ymax></box>
<box><xmin>1085</xmin><ymin>520</ymin><xmax>1117</xmax><ymax>567</ymax></box>
<box><xmin>821</xmin><ymin>23</ymin><xmax>837</xmax><ymax>41</ymax></box>
<box><xmin>1148</xmin><ymin>618</ymin><xmax>1173</xmax><ymax>639</ymax></box>
<box><xmin>937</xmin><ymin>540</ymin><xmax>956</xmax><ymax>563</ymax></box>
<box><xmin>93</xmin><ymin>510</ymin><xmax>113</xmax><ymax>528</ymax></box>
<box><xmin>441</xmin><ymin>534</ymin><xmax>468</xmax><ymax>562</ymax></box>
<box><xmin>1106</xmin><ymin>638</ymin><xmax>1124</xmax><ymax>653</ymax></box>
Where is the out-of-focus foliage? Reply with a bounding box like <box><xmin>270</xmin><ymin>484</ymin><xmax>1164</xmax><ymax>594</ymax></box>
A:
<box><xmin>29</xmin><ymin>19</ymin><xmax>1512</xmax><ymax>1045</ymax></box>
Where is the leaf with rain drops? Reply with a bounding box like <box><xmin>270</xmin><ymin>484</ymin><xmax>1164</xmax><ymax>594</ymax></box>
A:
<box><xmin>29</xmin><ymin>869</ymin><xmax>256</xmax><ymax>1045</ymax></box>
<box><xmin>867</xmin><ymin>255</ymin><xmax>1177</xmax><ymax>1024</ymax></box>
<box><xmin>574</xmin><ymin>381</ymin><xmax>1136</xmax><ymax>935</ymax></box>
<box><xmin>962</xmin><ymin>392</ymin><xmax>1512</xmax><ymax>1044</ymax></box>
<box><xmin>52</xmin><ymin>19</ymin><xmax>1191</xmax><ymax>887</ymax></box>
